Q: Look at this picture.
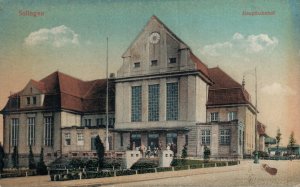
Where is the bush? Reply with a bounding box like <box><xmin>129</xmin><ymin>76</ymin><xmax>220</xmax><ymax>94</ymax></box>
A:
<box><xmin>131</xmin><ymin>161</ymin><xmax>158</xmax><ymax>170</ymax></box>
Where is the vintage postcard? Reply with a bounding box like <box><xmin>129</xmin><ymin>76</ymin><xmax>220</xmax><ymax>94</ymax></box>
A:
<box><xmin>0</xmin><ymin>0</ymin><xmax>299</xmax><ymax>186</ymax></box>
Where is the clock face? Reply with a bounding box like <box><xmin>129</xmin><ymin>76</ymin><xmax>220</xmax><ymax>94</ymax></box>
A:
<box><xmin>149</xmin><ymin>32</ymin><xmax>160</xmax><ymax>44</ymax></box>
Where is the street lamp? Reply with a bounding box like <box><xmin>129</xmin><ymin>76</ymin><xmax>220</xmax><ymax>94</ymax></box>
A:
<box><xmin>105</xmin><ymin>37</ymin><xmax>110</xmax><ymax>151</ymax></box>
<box><xmin>243</xmin><ymin>67</ymin><xmax>259</xmax><ymax>164</ymax></box>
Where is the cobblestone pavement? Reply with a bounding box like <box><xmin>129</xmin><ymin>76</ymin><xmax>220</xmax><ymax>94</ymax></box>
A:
<box><xmin>0</xmin><ymin>160</ymin><xmax>299</xmax><ymax>187</ymax></box>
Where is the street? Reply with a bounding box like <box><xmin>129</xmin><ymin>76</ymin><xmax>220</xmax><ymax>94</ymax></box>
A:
<box><xmin>104</xmin><ymin>160</ymin><xmax>300</xmax><ymax>187</ymax></box>
<box><xmin>0</xmin><ymin>160</ymin><xmax>299</xmax><ymax>187</ymax></box>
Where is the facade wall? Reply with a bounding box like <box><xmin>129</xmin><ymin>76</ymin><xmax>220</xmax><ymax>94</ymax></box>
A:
<box><xmin>207</xmin><ymin>106</ymin><xmax>255</xmax><ymax>155</ymax></box>
<box><xmin>61</xmin><ymin>127</ymin><xmax>108</xmax><ymax>155</ymax></box>
<box><xmin>188</xmin><ymin>122</ymin><xmax>243</xmax><ymax>158</ymax></box>
<box><xmin>3</xmin><ymin>111</ymin><xmax>61</xmax><ymax>167</ymax></box>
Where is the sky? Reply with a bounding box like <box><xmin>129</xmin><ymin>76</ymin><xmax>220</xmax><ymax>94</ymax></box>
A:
<box><xmin>0</xmin><ymin>0</ymin><xmax>299</xmax><ymax>145</ymax></box>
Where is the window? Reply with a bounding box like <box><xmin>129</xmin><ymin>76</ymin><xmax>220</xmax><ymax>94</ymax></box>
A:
<box><xmin>91</xmin><ymin>137</ymin><xmax>96</xmax><ymax>150</ymax></box>
<box><xmin>27</xmin><ymin>117</ymin><xmax>35</xmax><ymax>146</ymax></box>
<box><xmin>185</xmin><ymin>134</ymin><xmax>189</xmax><ymax>145</ymax></box>
<box><xmin>151</xmin><ymin>60</ymin><xmax>158</xmax><ymax>66</ymax></box>
<box><xmin>77</xmin><ymin>133</ymin><xmax>84</xmax><ymax>146</ymax></box>
<box><xmin>169</xmin><ymin>58</ymin><xmax>176</xmax><ymax>64</ymax></box>
<box><xmin>65</xmin><ymin>133</ymin><xmax>71</xmax><ymax>145</ymax></box>
<box><xmin>166</xmin><ymin>82</ymin><xmax>178</xmax><ymax>120</ymax></box>
<box><xmin>44</xmin><ymin>117</ymin><xmax>53</xmax><ymax>146</ymax></box>
<box><xmin>109</xmin><ymin>118</ymin><xmax>115</xmax><ymax>126</ymax></box>
<box><xmin>201</xmin><ymin>129</ymin><xmax>211</xmax><ymax>145</ymax></box>
<box><xmin>131</xmin><ymin>133</ymin><xmax>141</xmax><ymax>148</ymax></box>
<box><xmin>96</xmin><ymin>118</ymin><xmax>100</xmax><ymax>126</ymax></box>
<box><xmin>26</xmin><ymin>97</ymin><xmax>30</xmax><ymax>105</ymax></box>
<box><xmin>134</xmin><ymin>62</ymin><xmax>140</xmax><ymax>68</ymax></box>
<box><xmin>166</xmin><ymin>133</ymin><xmax>177</xmax><ymax>145</ymax></box>
<box><xmin>11</xmin><ymin>118</ymin><xmax>19</xmax><ymax>146</ymax></box>
<box><xmin>120</xmin><ymin>133</ymin><xmax>123</xmax><ymax>146</ymax></box>
<box><xmin>148</xmin><ymin>84</ymin><xmax>160</xmax><ymax>121</ymax></box>
<box><xmin>239</xmin><ymin>130</ymin><xmax>242</xmax><ymax>145</ymax></box>
<box><xmin>210</xmin><ymin>112</ymin><xmax>219</xmax><ymax>122</ymax></box>
<box><xmin>131</xmin><ymin>86</ymin><xmax>142</xmax><ymax>122</ymax></box>
<box><xmin>228</xmin><ymin>111</ymin><xmax>237</xmax><ymax>121</ymax></box>
<box><xmin>32</xmin><ymin>96</ymin><xmax>37</xmax><ymax>105</ymax></box>
<box><xmin>220</xmin><ymin>129</ymin><xmax>231</xmax><ymax>145</ymax></box>
<box><xmin>84</xmin><ymin>119</ymin><xmax>92</xmax><ymax>127</ymax></box>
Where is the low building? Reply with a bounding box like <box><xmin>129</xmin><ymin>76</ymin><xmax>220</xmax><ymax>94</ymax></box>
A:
<box><xmin>0</xmin><ymin>71</ymin><xmax>115</xmax><ymax>167</ymax></box>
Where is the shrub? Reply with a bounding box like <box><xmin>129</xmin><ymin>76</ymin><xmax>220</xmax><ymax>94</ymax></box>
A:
<box><xmin>28</xmin><ymin>145</ymin><xmax>36</xmax><ymax>169</ymax></box>
<box><xmin>203</xmin><ymin>145</ymin><xmax>211</xmax><ymax>162</ymax></box>
<box><xmin>36</xmin><ymin>148</ymin><xmax>48</xmax><ymax>175</ymax></box>
<box><xmin>131</xmin><ymin>161</ymin><xmax>158</xmax><ymax>170</ymax></box>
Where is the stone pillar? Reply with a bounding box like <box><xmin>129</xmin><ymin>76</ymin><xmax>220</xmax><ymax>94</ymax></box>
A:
<box><xmin>159</xmin><ymin>150</ymin><xmax>174</xmax><ymax>167</ymax></box>
<box><xmin>160</xmin><ymin>78</ymin><xmax>166</xmax><ymax>121</ymax></box>
<box><xmin>123</xmin><ymin>150</ymin><xmax>141</xmax><ymax>169</ymax></box>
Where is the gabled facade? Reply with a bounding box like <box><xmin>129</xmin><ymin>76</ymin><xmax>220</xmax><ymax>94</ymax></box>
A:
<box><xmin>113</xmin><ymin>16</ymin><xmax>244</xmax><ymax>158</ymax></box>
<box><xmin>1</xmin><ymin>71</ymin><xmax>115</xmax><ymax>167</ymax></box>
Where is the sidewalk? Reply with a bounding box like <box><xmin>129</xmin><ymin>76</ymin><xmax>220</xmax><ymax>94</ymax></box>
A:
<box><xmin>0</xmin><ymin>163</ymin><xmax>241</xmax><ymax>187</ymax></box>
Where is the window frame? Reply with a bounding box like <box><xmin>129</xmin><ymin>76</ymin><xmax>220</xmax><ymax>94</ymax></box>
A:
<box><xmin>220</xmin><ymin>129</ymin><xmax>231</xmax><ymax>145</ymax></box>
<box><xmin>210</xmin><ymin>112</ymin><xmax>219</xmax><ymax>122</ymax></box>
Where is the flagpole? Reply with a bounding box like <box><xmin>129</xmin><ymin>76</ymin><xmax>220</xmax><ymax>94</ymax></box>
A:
<box><xmin>105</xmin><ymin>37</ymin><xmax>109</xmax><ymax>151</ymax></box>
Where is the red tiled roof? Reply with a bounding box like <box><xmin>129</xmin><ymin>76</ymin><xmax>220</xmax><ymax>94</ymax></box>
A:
<box><xmin>190</xmin><ymin>52</ymin><xmax>210</xmax><ymax>78</ymax></box>
<box><xmin>1</xmin><ymin>71</ymin><xmax>115</xmax><ymax>113</ymax></box>
<box><xmin>207</xmin><ymin>67</ymin><xmax>251</xmax><ymax>106</ymax></box>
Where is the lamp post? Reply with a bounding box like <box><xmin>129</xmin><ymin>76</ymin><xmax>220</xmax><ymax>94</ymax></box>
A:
<box><xmin>105</xmin><ymin>37</ymin><xmax>109</xmax><ymax>151</ymax></box>
<box><xmin>243</xmin><ymin>67</ymin><xmax>259</xmax><ymax>164</ymax></box>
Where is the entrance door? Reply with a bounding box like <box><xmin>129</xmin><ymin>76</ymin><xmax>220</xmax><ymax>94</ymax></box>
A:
<box><xmin>148</xmin><ymin>133</ymin><xmax>159</xmax><ymax>150</ymax></box>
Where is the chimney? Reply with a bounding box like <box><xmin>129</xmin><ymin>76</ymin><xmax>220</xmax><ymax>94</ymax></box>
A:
<box><xmin>242</xmin><ymin>76</ymin><xmax>245</xmax><ymax>90</ymax></box>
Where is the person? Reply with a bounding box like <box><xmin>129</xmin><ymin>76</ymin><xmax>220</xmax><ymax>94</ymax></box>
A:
<box><xmin>140</xmin><ymin>144</ymin><xmax>144</xmax><ymax>157</ymax></box>
<box><xmin>166</xmin><ymin>143</ymin><xmax>170</xmax><ymax>150</ymax></box>
<box><xmin>132</xmin><ymin>142</ymin><xmax>136</xmax><ymax>151</ymax></box>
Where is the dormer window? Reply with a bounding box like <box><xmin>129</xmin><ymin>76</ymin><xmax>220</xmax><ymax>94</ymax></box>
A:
<box><xmin>26</xmin><ymin>97</ymin><xmax>30</xmax><ymax>105</ymax></box>
<box><xmin>151</xmin><ymin>60</ymin><xmax>158</xmax><ymax>66</ymax></box>
<box><xmin>33</xmin><ymin>96</ymin><xmax>37</xmax><ymax>105</ymax></box>
<box><xmin>169</xmin><ymin>58</ymin><xmax>176</xmax><ymax>64</ymax></box>
<box><xmin>134</xmin><ymin>62</ymin><xmax>140</xmax><ymax>68</ymax></box>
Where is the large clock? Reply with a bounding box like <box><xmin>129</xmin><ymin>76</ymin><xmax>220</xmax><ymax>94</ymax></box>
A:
<box><xmin>149</xmin><ymin>32</ymin><xmax>160</xmax><ymax>44</ymax></box>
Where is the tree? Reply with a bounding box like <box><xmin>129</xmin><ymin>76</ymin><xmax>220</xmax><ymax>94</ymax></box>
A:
<box><xmin>0</xmin><ymin>142</ymin><xmax>5</xmax><ymax>173</ymax></box>
<box><xmin>288</xmin><ymin>131</ymin><xmax>296</xmax><ymax>155</ymax></box>
<box><xmin>12</xmin><ymin>146</ymin><xmax>19</xmax><ymax>169</ymax></box>
<box><xmin>36</xmin><ymin>147</ymin><xmax>48</xmax><ymax>175</ymax></box>
<box><xmin>28</xmin><ymin>145</ymin><xmax>36</xmax><ymax>169</ymax></box>
<box><xmin>203</xmin><ymin>145</ymin><xmax>211</xmax><ymax>162</ymax></box>
<box><xmin>181</xmin><ymin>145</ymin><xmax>188</xmax><ymax>165</ymax></box>
<box><xmin>275</xmin><ymin>128</ymin><xmax>282</xmax><ymax>156</ymax></box>
<box><xmin>94</xmin><ymin>135</ymin><xmax>105</xmax><ymax>168</ymax></box>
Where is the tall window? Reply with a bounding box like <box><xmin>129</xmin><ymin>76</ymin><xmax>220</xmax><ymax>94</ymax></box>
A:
<box><xmin>84</xmin><ymin>119</ymin><xmax>92</xmax><ymax>127</ymax></box>
<box><xmin>32</xmin><ymin>96</ymin><xmax>37</xmax><ymax>105</ymax></box>
<box><xmin>201</xmin><ymin>129</ymin><xmax>211</xmax><ymax>145</ymax></box>
<box><xmin>77</xmin><ymin>133</ymin><xmax>84</xmax><ymax>146</ymax></box>
<box><xmin>65</xmin><ymin>133</ymin><xmax>71</xmax><ymax>145</ymax></box>
<box><xmin>26</xmin><ymin>97</ymin><xmax>30</xmax><ymax>105</ymax></box>
<box><xmin>44</xmin><ymin>117</ymin><xmax>53</xmax><ymax>146</ymax></box>
<box><xmin>91</xmin><ymin>137</ymin><xmax>96</xmax><ymax>150</ymax></box>
<box><xmin>228</xmin><ymin>111</ymin><xmax>237</xmax><ymax>121</ymax></box>
<box><xmin>210</xmin><ymin>112</ymin><xmax>219</xmax><ymax>122</ymax></box>
<box><xmin>27</xmin><ymin>117</ymin><xmax>35</xmax><ymax>146</ymax></box>
<box><xmin>131</xmin><ymin>86</ymin><xmax>142</xmax><ymax>122</ymax></box>
<box><xmin>148</xmin><ymin>84</ymin><xmax>160</xmax><ymax>121</ymax></box>
<box><xmin>166</xmin><ymin>133</ymin><xmax>177</xmax><ymax>145</ymax></box>
<box><xmin>166</xmin><ymin>82</ymin><xmax>178</xmax><ymax>120</ymax></box>
<box><xmin>11</xmin><ymin>118</ymin><xmax>19</xmax><ymax>146</ymax></box>
<box><xmin>220</xmin><ymin>129</ymin><xmax>231</xmax><ymax>145</ymax></box>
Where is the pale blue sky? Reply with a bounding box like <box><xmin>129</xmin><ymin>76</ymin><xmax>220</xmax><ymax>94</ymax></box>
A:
<box><xmin>0</xmin><ymin>0</ymin><xmax>299</xmax><ymax>143</ymax></box>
